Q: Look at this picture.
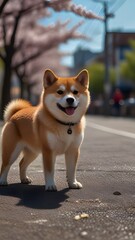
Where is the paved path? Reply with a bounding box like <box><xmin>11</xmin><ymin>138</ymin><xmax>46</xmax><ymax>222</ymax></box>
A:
<box><xmin>0</xmin><ymin>116</ymin><xmax>135</xmax><ymax>240</ymax></box>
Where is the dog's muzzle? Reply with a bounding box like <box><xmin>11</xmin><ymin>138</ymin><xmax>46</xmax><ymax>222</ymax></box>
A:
<box><xmin>57</xmin><ymin>96</ymin><xmax>79</xmax><ymax>115</ymax></box>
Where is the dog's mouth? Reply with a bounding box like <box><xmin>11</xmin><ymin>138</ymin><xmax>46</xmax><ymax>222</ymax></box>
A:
<box><xmin>57</xmin><ymin>103</ymin><xmax>77</xmax><ymax>115</ymax></box>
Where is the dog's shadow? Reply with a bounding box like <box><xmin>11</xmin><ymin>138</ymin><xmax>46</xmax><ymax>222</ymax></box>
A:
<box><xmin>0</xmin><ymin>184</ymin><xmax>69</xmax><ymax>209</ymax></box>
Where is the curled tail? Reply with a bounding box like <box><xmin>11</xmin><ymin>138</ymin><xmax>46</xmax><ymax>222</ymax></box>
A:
<box><xmin>4</xmin><ymin>99</ymin><xmax>31</xmax><ymax>122</ymax></box>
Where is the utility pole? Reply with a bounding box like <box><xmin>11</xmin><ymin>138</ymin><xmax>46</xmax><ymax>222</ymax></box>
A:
<box><xmin>103</xmin><ymin>1</ymin><xmax>114</xmax><ymax>115</ymax></box>
<box><xmin>92</xmin><ymin>0</ymin><xmax>114</xmax><ymax>114</ymax></box>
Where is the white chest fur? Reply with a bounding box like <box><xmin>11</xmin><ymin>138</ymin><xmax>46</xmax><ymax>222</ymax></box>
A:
<box><xmin>46</xmin><ymin>129</ymin><xmax>83</xmax><ymax>155</ymax></box>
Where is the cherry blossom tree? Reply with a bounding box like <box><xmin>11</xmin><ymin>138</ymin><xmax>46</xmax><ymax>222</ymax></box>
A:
<box><xmin>15</xmin><ymin>48</ymin><xmax>71</xmax><ymax>103</ymax></box>
<box><xmin>0</xmin><ymin>0</ymin><xmax>103</xmax><ymax>119</ymax></box>
<box><xmin>13</xmin><ymin>20</ymin><xmax>86</xmax><ymax>101</ymax></box>
<box><xmin>47</xmin><ymin>0</ymin><xmax>103</xmax><ymax>20</ymax></box>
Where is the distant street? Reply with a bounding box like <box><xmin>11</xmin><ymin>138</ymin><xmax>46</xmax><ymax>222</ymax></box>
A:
<box><xmin>0</xmin><ymin>116</ymin><xmax>135</xmax><ymax>240</ymax></box>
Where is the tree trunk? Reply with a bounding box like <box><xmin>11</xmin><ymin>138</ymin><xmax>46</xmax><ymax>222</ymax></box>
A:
<box><xmin>27</xmin><ymin>85</ymin><xmax>32</xmax><ymax>102</ymax></box>
<box><xmin>0</xmin><ymin>61</ymin><xmax>12</xmax><ymax>120</ymax></box>
<box><xmin>20</xmin><ymin>80</ymin><xmax>26</xmax><ymax>99</ymax></box>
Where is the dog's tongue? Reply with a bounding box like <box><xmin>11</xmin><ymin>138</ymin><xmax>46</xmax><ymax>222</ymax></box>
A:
<box><xmin>65</xmin><ymin>107</ymin><xmax>75</xmax><ymax>115</ymax></box>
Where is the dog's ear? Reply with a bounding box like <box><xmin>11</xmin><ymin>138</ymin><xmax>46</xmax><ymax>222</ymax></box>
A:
<box><xmin>76</xmin><ymin>69</ymin><xmax>89</xmax><ymax>88</ymax></box>
<box><xmin>43</xmin><ymin>69</ymin><xmax>57</xmax><ymax>88</ymax></box>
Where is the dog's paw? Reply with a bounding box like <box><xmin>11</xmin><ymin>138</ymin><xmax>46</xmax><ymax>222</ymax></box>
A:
<box><xmin>68</xmin><ymin>181</ymin><xmax>83</xmax><ymax>189</ymax></box>
<box><xmin>21</xmin><ymin>176</ymin><xmax>32</xmax><ymax>184</ymax></box>
<box><xmin>45</xmin><ymin>184</ymin><xmax>57</xmax><ymax>192</ymax></box>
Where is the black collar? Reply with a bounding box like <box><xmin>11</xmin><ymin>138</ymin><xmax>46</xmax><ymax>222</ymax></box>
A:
<box><xmin>55</xmin><ymin>119</ymin><xmax>80</xmax><ymax>134</ymax></box>
<box><xmin>56</xmin><ymin>119</ymin><xmax>79</xmax><ymax>126</ymax></box>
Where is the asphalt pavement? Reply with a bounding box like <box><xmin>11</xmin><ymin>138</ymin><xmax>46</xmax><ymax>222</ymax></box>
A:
<box><xmin>0</xmin><ymin>116</ymin><xmax>135</xmax><ymax>240</ymax></box>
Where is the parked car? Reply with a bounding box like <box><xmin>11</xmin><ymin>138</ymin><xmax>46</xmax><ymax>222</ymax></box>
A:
<box><xmin>121</xmin><ymin>98</ymin><xmax>135</xmax><ymax>117</ymax></box>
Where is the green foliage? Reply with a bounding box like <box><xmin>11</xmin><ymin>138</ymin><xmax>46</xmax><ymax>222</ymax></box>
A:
<box><xmin>87</xmin><ymin>63</ymin><xmax>104</xmax><ymax>94</ymax></box>
<box><xmin>0</xmin><ymin>58</ymin><xmax>4</xmax><ymax>69</ymax></box>
<box><xmin>87</xmin><ymin>63</ymin><xmax>116</xmax><ymax>95</ymax></box>
<box><xmin>121</xmin><ymin>40</ymin><xmax>135</xmax><ymax>82</ymax></box>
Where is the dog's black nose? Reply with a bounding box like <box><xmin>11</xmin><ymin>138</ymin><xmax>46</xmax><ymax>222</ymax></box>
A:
<box><xmin>66</xmin><ymin>97</ymin><xmax>74</xmax><ymax>105</ymax></box>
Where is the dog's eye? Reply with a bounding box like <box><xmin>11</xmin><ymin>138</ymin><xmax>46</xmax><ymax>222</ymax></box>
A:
<box><xmin>73</xmin><ymin>90</ymin><xmax>78</xmax><ymax>95</ymax></box>
<box><xmin>57</xmin><ymin>90</ymin><xmax>64</xmax><ymax>95</ymax></box>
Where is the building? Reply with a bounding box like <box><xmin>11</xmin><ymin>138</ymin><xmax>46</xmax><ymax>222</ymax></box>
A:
<box><xmin>73</xmin><ymin>32</ymin><xmax>135</xmax><ymax>69</ymax></box>
<box><xmin>73</xmin><ymin>47</ymin><xmax>101</xmax><ymax>74</ymax></box>
<box><xmin>107</xmin><ymin>32</ymin><xmax>135</xmax><ymax>92</ymax></box>
<box><xmin>108</xmin><ymin>31</ymin><xmax>135</xmax><ymax>66</ymax></box>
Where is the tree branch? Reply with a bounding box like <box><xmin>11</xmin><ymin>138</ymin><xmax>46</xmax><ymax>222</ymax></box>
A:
<box><xmin>2</xmin><ymin>17</ymin><xmax>7</xmax><ymax>46</ymax></box>
<box><xmin>1</xmin><ymin>1</ymin><xmax>45</xmax><ymax>17</ymax></box>
<box><xmin>13</xmin><ymin>48</ymin><xmax>46</xmax><ymax>69</ymax></box>
<box><xmin>10</xmin><ymin>14</ymin><xmax>21</xmax><ymax>51</ymax></box>
<box><xmin>0</xmin><ymin>0</ymin><xmax>9</xmax><ymax>15</ymax></box>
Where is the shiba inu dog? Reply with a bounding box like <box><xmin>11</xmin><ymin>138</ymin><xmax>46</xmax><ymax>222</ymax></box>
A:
<box><xmin>0</xmin><ymin>69</ymin><xmax>90</xmax><ymax>191</ymax></box>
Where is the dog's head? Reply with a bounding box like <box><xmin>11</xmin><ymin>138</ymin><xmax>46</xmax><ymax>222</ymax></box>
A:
<box><xmin>42</xmin><ymin>69</ymin><xmax>90</xmax><ymax>123</ymax></box>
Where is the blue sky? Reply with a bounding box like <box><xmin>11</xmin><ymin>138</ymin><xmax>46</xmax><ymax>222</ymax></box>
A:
<box><xmin>41</xmin><ymin>0</ymin><xmax>135</xmax><ymax>67</ymax></box>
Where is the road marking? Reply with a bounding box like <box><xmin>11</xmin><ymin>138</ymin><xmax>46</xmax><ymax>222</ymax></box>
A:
<box><xmin>87</xmin><ymin>122</ymin><xmax>135</xmax><ymax>139</ymax></box>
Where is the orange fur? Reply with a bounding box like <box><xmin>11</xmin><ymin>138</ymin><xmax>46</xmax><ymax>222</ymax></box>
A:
<box><xmin>0</xmin><ymin>69</ymin><xmax>90</xmax><ymax>190</ymax></box>
<box><xmin>4</xmin><ymin>99</ymin><xmax>31</xmax><ymax>122</ymax></box>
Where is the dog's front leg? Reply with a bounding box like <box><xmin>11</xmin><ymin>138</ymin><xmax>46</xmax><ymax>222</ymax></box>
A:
<box><xmin>65</xmin><ymin>147</ymin><xmax>82</xmax><ymax>189</ymax></box>
<box><xmin>42</xmin><ymin>149</ymin><xmax>57</xmax><ymax>191</ymax></box>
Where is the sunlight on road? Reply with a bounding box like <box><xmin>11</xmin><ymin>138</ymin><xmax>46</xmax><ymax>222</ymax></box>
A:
<box><xmin>87</xmin><ymin>122</ymin><xmax>135</xmax><ymax>140</ymax></box>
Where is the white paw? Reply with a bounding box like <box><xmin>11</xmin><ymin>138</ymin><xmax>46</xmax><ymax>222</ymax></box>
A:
<box><xmin>68</xmin><ymin>181</ymin><xmax>83</xmax><ymax>189</ymax></box>
<box><xmin>21</xmin><ymin>176</ymin><xmax>32</xmax><ymax>184</ymax></box>
<box><xmin>45</xmin><ymin>184</ymin><xmax>57</xmax><ymax>191</ymax></box>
